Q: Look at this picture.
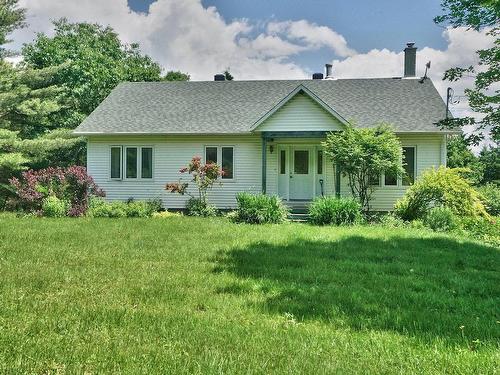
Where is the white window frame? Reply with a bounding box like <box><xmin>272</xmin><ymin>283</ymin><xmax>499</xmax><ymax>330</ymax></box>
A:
<box><xmin>204</xmin><ymin>145</ymin><xmax>236</xmax><ymax>182</ymax></box>
<box><xmin>110</xmin><ymin>146</ymin><xmax>123</xmax><ymax>180</ymax></box>
<box><xmin>402</xmin><ymin>146</ymin><xmax>417</xmax><ymax>186</ymax></box>
<box><xmin>381</xmin><ymin>145</ymin><xmax>417</xmax><ymax>188</ymax></box>
<box><xmin>109</xmin><ymin>145</ymin><xmax>154</xmax><ymax>181</ymax></box>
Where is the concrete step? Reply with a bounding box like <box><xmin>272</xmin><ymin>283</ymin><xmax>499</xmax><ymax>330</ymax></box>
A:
<box><xmin>288</xmin><ymin>213</ymin><xmax>310</xmax><ymax>222</ymax></box>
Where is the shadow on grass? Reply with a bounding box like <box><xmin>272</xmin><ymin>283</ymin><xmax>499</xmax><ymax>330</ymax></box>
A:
<box><xmin>213</xmin><ymin>234</ymin><xmax>500</xmax><ymax>345</ymax></box>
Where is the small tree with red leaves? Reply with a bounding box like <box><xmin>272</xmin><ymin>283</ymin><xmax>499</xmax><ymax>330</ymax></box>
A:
<box><xmin>165</xmin><ymin>156</ymin><xmax>223</xmax><ymax>215</ymax></box>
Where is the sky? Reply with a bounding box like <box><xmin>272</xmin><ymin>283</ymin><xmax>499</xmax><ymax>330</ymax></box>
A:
<box><xmin>7</xmin><ymin>0</ymin><xmax>496</xmax><ymax>144</ymax></box>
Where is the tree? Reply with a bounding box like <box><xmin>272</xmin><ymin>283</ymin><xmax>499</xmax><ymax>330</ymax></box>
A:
<box><xmin>164</xmin><ymin>70</ymin><xmax>190</xmax><ymax>81</ymax></box>
<box><xmin>434</xmin><ymin>0</ymin><xmax>500</xmax><ymax>145</ymax></box>
<box><xmin>322</xmin><ymin>124</ymin><xmax>404</xmax><ymax>211</ymax></box>
<box><xmin>479</xmin><ymin>145</ymin><xmax>500</xmax><ymax>183</ymax></box>
<box><xmin>0</xmin><ymin>0</ymin><xmax>25</xmax><ymax>58</ymax></box>
<box><xmin>223</xmin><ymin>68</ymin><xmax>234</xmax><ymax>81</ymax></box>
<box><xmin>447</xmin><ymin>134</ymin><xmax>485</xmax><ymax>184</ymax></box>
<box><xmin>22</xmin><ymin>19</ymin><xmax>170</xmax><ymax>127</ymax></box>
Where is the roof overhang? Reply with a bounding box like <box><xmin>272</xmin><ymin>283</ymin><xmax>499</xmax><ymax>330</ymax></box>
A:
<box><xmin>250</xmin><ymin>84</ymin><xmax>350</xmax><ymax>131</ymax></box>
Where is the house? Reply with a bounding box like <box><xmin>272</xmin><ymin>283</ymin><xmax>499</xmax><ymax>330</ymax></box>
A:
<box><xmin>74</xmin><ymin>43</ymin><xmax>456</xmax><ymax>211</ymax></box>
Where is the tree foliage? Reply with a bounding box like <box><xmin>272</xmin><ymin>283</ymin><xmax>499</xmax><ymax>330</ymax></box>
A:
<box><xmin>322</xmin><ymin>124</ymin><xmax>404</xmax><ymax>211</ymax></box>
<box><xmin>164</xmin><ymin>70</ymin><xmax>190</xmax><ymax>81</ymax></box>
<box><xmin>447</xmin><ymin>134</ymin><xmax>485</xmax><ymax>183</ymax></box>
<box><xmin>434</xmin><ymin>0</ymin><xmax>500</xmax><ymax>145</ymax></box>
<box><xmin>479</xmin><ymin>145</ymin><xmax>500</xmax><ymax>183</ymax></box>
<box><xmin>0</xmin><ymin>0</ymin><xmax>25</xmax><ymax>58</ymax></box>
<box><xmin>22</xmin><ymin>19</ymin><xmax>165</xmax><ymax>127</ymax></box>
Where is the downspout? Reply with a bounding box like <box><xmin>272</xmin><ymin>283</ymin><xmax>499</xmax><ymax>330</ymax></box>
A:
<box><xmin>262</xmin><ymin>136</ymin><xmax>267</xmax><ymax>194</ymax></box>
<box><xmin>335</xmin><ymin>163</ymin><xmax>341</xmax><ymax>198</ymax></box>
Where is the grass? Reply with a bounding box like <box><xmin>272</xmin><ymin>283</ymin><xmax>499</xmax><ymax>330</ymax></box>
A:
<box><xmin>0</xmin><ymin>214</ymin><xmax>498</xmax><ymax>374</ymax></box>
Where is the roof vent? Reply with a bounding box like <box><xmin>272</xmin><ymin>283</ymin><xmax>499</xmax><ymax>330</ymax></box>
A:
<box><xmin>312</xmin><ymin>72</ymin><xmax>324</xmax><ymax>80</ymax></box>
<box><xmin>214</xmin><ymin>74</ymin><xmax>225</xmax><ymax>81</ymax></box>
<box><xmin>324</xmin><ymin>63</ymin><xmax>334</xmax><ymax>79</ymax></box>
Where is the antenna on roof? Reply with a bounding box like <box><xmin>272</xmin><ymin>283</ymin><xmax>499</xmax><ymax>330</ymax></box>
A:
<box><xmin>419</xmin><ymin>61</ymin><xmax>431</xmax><ymax>83</ymax></box>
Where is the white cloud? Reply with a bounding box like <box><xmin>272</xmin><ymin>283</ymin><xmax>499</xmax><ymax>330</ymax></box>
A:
<box><xmin>6</xmin><ymin>0</ymin><xmax>496</xmax><ymax>149</ymax></box>
<box><xmin>331</xmin><ymin>27</ymin><xmax>496</xmax><ymax>150</ymax></box>
<box><xmin>10</xmin><ymin>0</ymin><xmax>359</xmax><ymax>80</ymax></box>
<box><xmin>267</xmin><ymin>20</ymin><xmax>356</xmax><ymax>58</ymax></box>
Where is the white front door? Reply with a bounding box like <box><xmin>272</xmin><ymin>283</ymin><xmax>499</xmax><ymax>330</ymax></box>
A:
<box><xmin>289</xmin><ymin>147</ymin><xmax>314</xmax><ymax>200</ymax></box>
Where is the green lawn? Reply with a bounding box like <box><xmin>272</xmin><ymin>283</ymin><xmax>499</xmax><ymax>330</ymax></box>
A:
<box><xmin>0</xmin><ymin>215</ymin><xmax>498</xmax><ymax>374</ymax></box>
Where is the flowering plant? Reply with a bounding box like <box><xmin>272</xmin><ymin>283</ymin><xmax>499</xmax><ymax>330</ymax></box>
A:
<box><xmin>165</xmin><ymin>156</ymin><xmax>223</xmax><ymax>206</ymax></box>
<box><xmin>9</xmin><ymin>166</ymin><xmax>105</xmax><ymax>216</ymax></box>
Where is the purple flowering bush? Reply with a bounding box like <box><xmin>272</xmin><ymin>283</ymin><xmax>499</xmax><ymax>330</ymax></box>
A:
<box><xmin>8</xmin><ymin>166</ymin><xmax>105</xmax><ymax>216</ymax></box>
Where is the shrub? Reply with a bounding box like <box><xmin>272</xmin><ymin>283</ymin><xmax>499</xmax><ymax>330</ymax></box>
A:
<box><xmin>423</xmin><ymin>207</ymin><xmax>459</xmax><ymax>232</ymax></box>
<box><xmin>152</xmin><ymin>211</ymin><xmax>182</xmax><ymax>218</ymax></box>
<box><xmin>308</xmin><ymin>196</ymin><xmax>362</xmax><ymax>226</ymax></box>
<box><xmin>8</xmin><ymin>166</ymin><xmax>104</xmax><ymax>216</ymax></box>
<box><xmin>378</xmin><ymin>213</ymin><xmax>405</xmax><ymax>228</ymax></box>
<box><xmin>460</xmin><ymin>217</ymin><xmax>500</xmax><ymax>247</ymax></box>
<box><xmin>88</xmin><ymin>198</ymin><xmax>127</xmax><ymax>218</ymax></box>
<box><xmin>186</xmin><ymin>197</ymin><xmax>217</xmax><ymax>217</ymax></box>
<box><xmin>234</xmin><ymin>192</ymin><xmax>289</xmax><ymax>224</ymax></box>
<box><xmin>476</xmin><ymin>183</ymin><xmax>500</xmax><ymax>216</ymax></box>
<box><xmin>394</xmin><ymin>167</ymin><xmax>489</xmax><ymax>221</ymax></box>
<box><xmin>166</xmin><ymin>157</ymin><xmax>223</xmax><ymax>214</ymax></box>
<box><xmin>126</xmin><ymin>201</ymin><xmax>154</xmax><ymax>218</ymax></box>
<box><xmin>42</xmin><ymin>196</ymin><xmax>69</xmax><ymax>217</ymax></box>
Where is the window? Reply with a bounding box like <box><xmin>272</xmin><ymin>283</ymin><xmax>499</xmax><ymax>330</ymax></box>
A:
<box><xmin>317</xmin><ymin>150</ymin><xmax>323</xmax><ymax>175</ymax></box>
<box><xmin>294</xmin><ymin>150</ymin><xmax>309</xmax><ymax>174</ymax></box>
<box><xmin>280</xmin><ymin>150</ymin><xmax>286</xmax><ymax>174</ymax></box>
<box><xmin>205</xmin><ymin>147</ymin><xmax>218</xmax><ymax>164</ymax></box>
<box><xmin>126</xmin><ymin>147</ymin><xmax>138</xmax><ymax>179</ymax></box>
<box><xmin>111</xmin><ymin>146</ymin><xmax>153</xmax><ymax>180</ymax></box>
<box><xmin>141</xmin><ymin>147</ymin><xmax>153</xmax><ymax>179</ymax></box>
<box><xmin>402</xmin><ymin>146</ymin><xmax>416</xmax><ymax>186</ymax></box>
<box><xmin>204</xmin><ymin>146</ymin><xmax>235</xmax><ymax>180</ymax></box>
<box><xmin>221</xmin><ymin>147</ymin><xmax>233</xmax><ymax>179</ymax></box>
<box><xmin>110</xmin><ymin>146</ymin><xmax>122</xmax><ymax>179</ymax></box>
<box><xmin>384</xmin><ymin>172</ymin><xmax>397</xmax><ymax>186</ymax></box>
<box><xmin>369</xmin><ymin>173</ymin><xmax>380</xmax><ymax>186</ymax></box>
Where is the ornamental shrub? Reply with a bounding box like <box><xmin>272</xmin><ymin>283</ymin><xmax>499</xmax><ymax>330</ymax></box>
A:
<box><xmin>234</xmin><ymin>192</ymin><xmax>289</xmax><ymax>224</ymax></box>
<box><xmin>186</xmin><ymin>197</ymin><xmax>217</xmax><ymax>217</ymax></box>
<box><xmin>88</xmin><ymin>197</ymin><xmax>162</xmax><ymax>218</ymax></box>
<box><xmin>308</xmin><ymin>196</ymin><xmax>363</xmax><ymax>226</ymax></box>
<box><xmin>394</xmin><ymin>167</ymin><xmax>489</xmax><ymax>221</ymax></box>
<box><xmin>42</xmin><ymin>196</ymin><xmax>69</xmax><ymax>218</ymax></box>
<box><xmin>460</xmin><ymin>216</ymin><xmax>500</xmax><ymax>247</ymax></box>
<box><xmin>423</xmin><ymin>207</ymin><xmax>459</xmax><ymax>232</ymax></box>
<box><xmin>9</xmin><ymin>166</ymin><xmax>104</xmax><ymax>216</ymax></box>
<box><xmin>378</xmin><ymin>213</ymin><xmax>405</xmax><ymax>228</ymax></box>
<box><xmin>476</xmin><ymin>183</ymin><xmax>500</xmax><ymax>216</ymax></box>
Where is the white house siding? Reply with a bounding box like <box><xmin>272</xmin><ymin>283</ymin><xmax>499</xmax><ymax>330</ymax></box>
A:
<box><xmin>255</xmin><ymin>92</ymin><xmax>344</xmax><ymax>132</ymax></box>
<box><xmin>87</xmin><ymin>135</ymin><xmax>262</xmax><ymax>209</ymax></box>
<box><xmin>339</xmin><ymin>133</ymin><xmax>446</xmax><ymax>211</ymax></box>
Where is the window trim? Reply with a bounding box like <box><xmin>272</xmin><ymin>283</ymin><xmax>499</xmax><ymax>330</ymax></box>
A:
<box><xmin>110</xmin><ymin>146</ymin><xmax>123</xmax><ymax>180</ymax></box>
<box><xmin>109</xmin><ymin>145</ymin><xmax>154</xmax><ymax>181</ymax></box>
<box><xmin>204</xmin><ymin>145</ymin><xmax>236</xmax><ymax>182</ymax></box>
<box><xmin>381</xmin><ymin>145</ymin><xmax>417</xmax><ymax>188</ymax></box>
<box><xmin>402</xmin><ymin>146</ymin><xmax>417</xmax><ymax>186</ymax></box>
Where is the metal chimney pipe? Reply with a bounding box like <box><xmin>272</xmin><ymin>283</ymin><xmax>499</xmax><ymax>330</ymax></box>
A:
<box><xmin>325</xmin><ymin>63</ymin><xmax>333</xmax><ymax>78</ymax></box>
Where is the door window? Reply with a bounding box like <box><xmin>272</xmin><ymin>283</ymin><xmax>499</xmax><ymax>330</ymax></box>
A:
<box><xmin>294</xmin><ymin>150</ymin><xmax>309</xmax><ymax>174</ymax></box>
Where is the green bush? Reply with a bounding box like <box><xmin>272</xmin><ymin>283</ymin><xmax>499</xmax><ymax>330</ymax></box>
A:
<box><xmin>234</xmin><ymin>192</ymin><xmax>289</xmax><ymax>224</ymax></box>
<box><xmin>186</xmin><ymin>197</ymin><xmax>217</xmax><ymax>217</ymax></box>
<box><xmin>423</xmin><ymin>207</ymin><xmax>458</xmax><ymax>232</ymax></box>
<box><xmin>126</xmin><ymin>201</ymin><xmax>153</xmax><ymax>218</ymax></box>
<box><xmin>378</xmin><ymin>213</ymin><xmax>405</xmax><ymax>228</ymax></box>
<box><xmin>88</xmin><ymin>198</ymin><xmax>163</xmax><ymax>218</ymax></box>
<box><xmin>476</xmin><ymin>183</ymin><xmax>500</xmax><ymax>216</ymax></box>
<box><xmin>41</xmin><ymin>196</ymin><xmax>69</xmax><ymax>217</ymax></box>
<box><xmin>88</xmin><ymin>198</ymin><xmax>127</xmax><ymax>218</ymax></box>
<box><xmin>308</xmin><ymin>197</ymin><xmax>362</xmax><ymax>226</ymax></box>
<box><xmin>394</xmin><ymin>167</ymin><xmax>489</xmax><ymax>221</ymax></box>
<box><xmin>460</xmin><ymin>217</ymin><xmax>500</xmax><ymax>247</ymax></box>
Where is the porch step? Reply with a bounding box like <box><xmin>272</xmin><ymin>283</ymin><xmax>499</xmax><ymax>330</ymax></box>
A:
<box><xmin>288</xmin><ymin>213</ymin><xmax>310</xmax><ymax>222</ymax></box>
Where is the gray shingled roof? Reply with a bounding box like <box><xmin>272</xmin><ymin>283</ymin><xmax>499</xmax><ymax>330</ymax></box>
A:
<box><xmin>74</xmin><ymin>78</ymin><xmax>450</xmax><ymax>134</ymax></box>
